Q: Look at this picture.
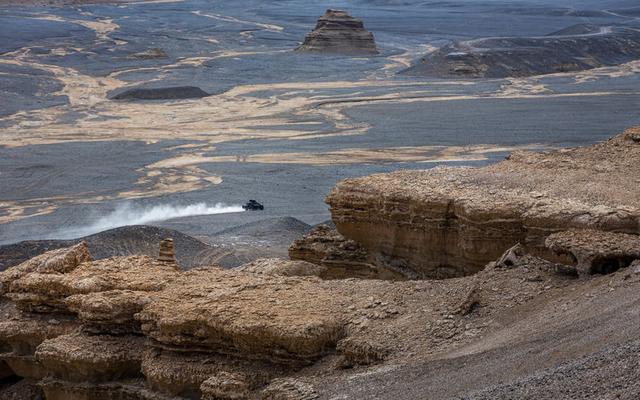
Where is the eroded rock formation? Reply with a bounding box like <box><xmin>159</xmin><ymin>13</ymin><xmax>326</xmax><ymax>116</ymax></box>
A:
<box><xmin>289</xmin><ymin>225</ymin><xmax>405</xmax><ymax>279</ymax></box>
<box><xmin>296</xmin><ymin>9</ymin><xmax>379</xmax><ymax>55</ymax></box>
<box><xmin>0</xmin><ymin>241</ymin><xmax>91</xmax><ymax>294</ymax></box>
<box><xmin>326</xmin><ymin>127</ymin><xmax>640</xmax><ymax>279</ymax></box>
<box><xmin>402</xmin><ymin>24</ymin><xmax>640</xmax><ymax>78</ymax></box>
<box><xmin>1</xmin><ymin>225</ymin><xmax>640</xmax><ymax>398</ymax></box>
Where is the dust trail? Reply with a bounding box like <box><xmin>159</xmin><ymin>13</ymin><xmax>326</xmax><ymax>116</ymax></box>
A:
<box><xmin>56</xmin><ymin>202</ymin><xmax>244</xmax><ymax>239</ymax></box>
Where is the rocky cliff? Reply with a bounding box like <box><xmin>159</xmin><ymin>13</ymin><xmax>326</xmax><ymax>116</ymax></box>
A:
<box><xmin>296</xmin><ymin>9</ymin><xmax>379</xmax><ymax>55</ymax></box>
<box><xmin>2</xmin><ymin>210</ymin><xmax>640</xmax><ymax>398</ymax></box>
<box><xmin>288</xmin><ymin>225</ymin><xmax>406</xmax><ymax>279</ymax></box>
<box><xmin>326</xmin><ymin>127</ymin><xmax>640</xmax><ymax>279</ymax></box>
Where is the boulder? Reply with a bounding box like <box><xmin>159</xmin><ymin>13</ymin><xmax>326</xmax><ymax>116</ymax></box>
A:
<box><xmin>261</xmin><ymin>378</ymin><xmax>318</xmax><ymax>400</ymax></box>
<box><xmin>336</xmin><ymin>337</ymin><xmax>387</xmax><ymax>367</ymax></box>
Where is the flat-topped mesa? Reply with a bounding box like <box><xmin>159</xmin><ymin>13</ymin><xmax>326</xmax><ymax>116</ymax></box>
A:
<box><xmin>326</xmin><ymin>127</ymin><xmax>640</xmax><ymax>279</ymax></box>
<box><xmin>296</xmin><ymin>9</ymin><xmax>379</xmax><ymax>55</ymax></box>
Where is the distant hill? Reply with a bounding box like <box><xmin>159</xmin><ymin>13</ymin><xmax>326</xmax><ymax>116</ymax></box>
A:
<box><xmin>215</xmin><ymin>216</ymin><xmax>311</xmax><ymax>238</ymax></box>
<box><xmin>401</xmin><ymin>24</ymin><xmax>640</xmax><ymax>79</ymax></box>
<box><xmin>0</xmin><ymin>217</ymin><xmax>314</xmax><ymax>271</ymax></box>
<box><xmin>0</xmin><ymin>225</ymin><xmax>216</xmax><ymax>271</ymax></box>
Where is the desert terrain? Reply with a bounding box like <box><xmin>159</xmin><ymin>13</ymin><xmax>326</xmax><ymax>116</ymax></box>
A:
<box><xmin>0</xmin><ymin>0</ymin><xmax>640</xmax><ymax>398</ymax></box>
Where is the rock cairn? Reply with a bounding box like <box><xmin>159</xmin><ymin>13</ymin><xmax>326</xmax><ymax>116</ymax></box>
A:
<box><xmin>158</xmin><ymin>238</ymin><xmax>176</xmax><ymax>264</ymax></box>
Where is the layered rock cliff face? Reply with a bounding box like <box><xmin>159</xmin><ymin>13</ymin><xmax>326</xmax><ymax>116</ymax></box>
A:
<box><xmin>326</xmin><ymin>127</ymin><xmax>640</xmax><ymax>279</ymax></box>
<box><xmin>296</xmin><ymin>9</ymin><xmax>379</xmax><ymax>55</ymax></box>
<box><xmin>1</xmin><ymin>242</ymin><xmax>411</xmax><ymax>398</ymax></box>
<box><xmin>0</xmin><ymin>244</ymin><xmax>343</xmax><ymax>399</ymax></box>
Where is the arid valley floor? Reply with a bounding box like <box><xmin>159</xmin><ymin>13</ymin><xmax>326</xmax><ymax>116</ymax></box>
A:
<box><xmin>0</xmin><ymin>0</ymin><xmax>640</xmax><ymax>399</ymax></box>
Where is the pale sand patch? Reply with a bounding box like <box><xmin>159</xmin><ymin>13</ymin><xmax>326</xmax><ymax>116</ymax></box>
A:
<box><xmin>0</xmin><ymin>202</ymin><xmax>57</xmax><ymax>224</ymax></box>
<box><xmin>381</xmin><ymin>44</ymin><xmax>438</xmax><ymax>76</ymax></box>
<box><xmin>146</xmin><ymin>144</ymin><xmax>551</xmax><ymax>167</ymax></box>
<box><xmin>0</xmin><ymin>164</ymin><xmax>222</xmax><ymax>224</ymax></box>
<box><xmin>573</xmin><ymin>60</ymin><xmax>640</xmax><ymax>84</ymax></box>
<box><xmin>0</xmin><ymin>48</ymin><xmax>632</xmax><ymax>151</ymax></box>
<box><xmin>31</xmin><ymin>13</ymin><xmax>120</xmax><ymax>43</ymax></box>
<box><xmin>498</xmin><ymin>77</ymin><xmax>552</xmax><ymax>97</ymax></box>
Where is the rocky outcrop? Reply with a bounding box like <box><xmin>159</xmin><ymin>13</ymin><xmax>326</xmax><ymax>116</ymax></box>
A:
<box><xmin>2</xmin><ymin>225</ymin><xmax>639</xmax><ymax>399</ymax></box>
<box><xmin>7</xmin><ymin>255</ymin><xmax>179</xmax><ymax>314</ymax></box>
<box><xmin>35</xmin><ymin>332</ymin><xmax>145</xmax><ymax>383</ymax></box>
<box><xmin>137</xmin><ymin>268</ymin><xmax>346</xmax><ymax>366</ymax></box>
<box><xmin>235</xmin><ymin>257</ymin><xmax>326</xmax><ymax>277</ymax></box>
<box><xmin>288</xmin><ymin>225</ymin><xmax>405</xmax><ymax>279</ymax></box>
<box><xmin>0</xmin><ymin>244</ymin><xmax>354</xmax><ymax>398</ymax></box>
<box><xmin>0</xmin><ymin>302</ymin><xmax>78</xmax><ymax>381</ymax></box>
<box><xmin>546</xmin><ymin>230</ymin><xmax>640</xmax><ymax>276</ymax></box>
<box><xmin>296</xmin><ymin>9</ymin><xmax>378</xmax><ymax>55</ymax></box>
<box><xmin>402</xmin><ymin>24</ymin><xmax>640</xmax><ymax>78</ymax></box>
<box><xmin>0</xmin><ymin>242</ymin><xmax>91</xmax><ymax>294</ymax></box>
<box><xmin>326</xmin><ymin>127</ymin><xmax>640</xmax><ymax>279</ymax></box>
<box><xmin>0</xmin><ymin>225</ymin><xmax>224</xmax><ymax>272</ymax></box>
<box><xmin>110</xmin><ymin>86</ymin><xmax>209</xmax><ymax>101</ymax></box>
